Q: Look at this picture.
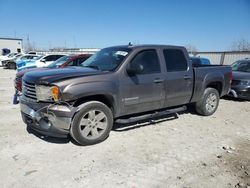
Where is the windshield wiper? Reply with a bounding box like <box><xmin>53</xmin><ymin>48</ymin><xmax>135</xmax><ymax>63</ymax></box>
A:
<box><xmin>82</xmin><ymin>65</ymin><xmax>100</xmax><ymax>70</ymax></box>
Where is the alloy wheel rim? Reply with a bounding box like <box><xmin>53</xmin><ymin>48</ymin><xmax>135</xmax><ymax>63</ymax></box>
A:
<box><xmin>205</xmin><ymin>93</ymin><xmax>217</xmax><ymax>113</ymax></box>
<box><xmin>79</xmin><ymin>110</ymin><xmax>108</xmax><ymax>140</ymax></box>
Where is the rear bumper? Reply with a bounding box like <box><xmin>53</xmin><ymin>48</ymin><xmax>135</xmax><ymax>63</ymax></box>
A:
<box><xmin>228</xmin><ymin>86</ymin><xmax>250</xmax><ymax>100</ymax></box>
<box><xmin>20</xmin><ymin>98</ymin><xmax>75</xmax><ymax>138</ymax></box>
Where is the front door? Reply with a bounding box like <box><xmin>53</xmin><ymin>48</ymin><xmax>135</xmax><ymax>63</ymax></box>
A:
<box><xmin>119</xmin><ymin>49</ymin><xmax>165</xmax><ymax>116</ymax></box>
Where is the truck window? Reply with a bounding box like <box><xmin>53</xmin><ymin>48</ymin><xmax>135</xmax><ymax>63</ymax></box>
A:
<box><xmin>130</xmin><ymin>50</ymin><xmax>161</xmax><ymax>74</ymax></box>
<box><xmin>163</xmin><ymin>49</ymin><xmax>187</xmax><ymax>72</ymax></box>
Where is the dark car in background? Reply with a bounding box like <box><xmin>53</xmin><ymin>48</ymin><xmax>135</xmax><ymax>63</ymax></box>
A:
<box><xmin>13</xmin><ymin>53</ymin><xmax>92</xmax><ymax>104</ymax></box>
<box><xmin>228</xmin><ymin>59</ymin><xmax>250</xmax><ymax>100</ymax></box>
<box><xmin>190</xmin><ymin>57</ymin><xmax>211</xmax><ymax>67</ymax></box>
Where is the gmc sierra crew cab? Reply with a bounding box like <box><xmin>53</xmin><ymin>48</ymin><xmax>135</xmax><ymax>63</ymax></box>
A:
<box><xmin>20</xmin><ymin>45</ymin><xmax>232</xmax><ymax>145</ymax></box>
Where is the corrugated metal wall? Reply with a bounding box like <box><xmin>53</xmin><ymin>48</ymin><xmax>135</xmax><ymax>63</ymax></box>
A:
<box><xmin>195</xmin><ymin>53</ymin><xmax>222</xmax><ymax>64</ymax></box>
<box><xmin>195</xmin><ymin>51</ymin><xmax>250</xmax><ymax>65</ymax></box>
<box><xmin>223</xmin><ymin>53</ymin><xmax>250</xmax><ymax>65</ymax></box>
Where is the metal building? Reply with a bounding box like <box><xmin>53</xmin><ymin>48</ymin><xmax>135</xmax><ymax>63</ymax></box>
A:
<box><xmin>195</xmin><ymin>51</ymin><xmax>250</xmax><ymax>65</ymax></box>
<box><xmin>0</xmin><ymin>37</ymin><xmax>23</xmax><ymax>54</ymax></box>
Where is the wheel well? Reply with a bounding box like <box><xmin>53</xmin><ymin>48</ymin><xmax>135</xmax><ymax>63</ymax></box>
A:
<box><xmin>73</xmin><ymin>94</ymin><xmax>115</xmax><ymax>114</ymax></box>
<box><xmin>207</xmin><ymin>82</ymin><xmax>222</xmax><ymax>95</ymax></box>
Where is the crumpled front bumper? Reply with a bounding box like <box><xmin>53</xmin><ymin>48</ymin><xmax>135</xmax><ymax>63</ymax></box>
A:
<box><xmin>20</xmin><ymin>98</ymin><xmax>75</xmax><ymax>138</ymax></box>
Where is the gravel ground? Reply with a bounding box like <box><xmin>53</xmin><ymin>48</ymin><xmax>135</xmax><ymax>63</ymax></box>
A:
<box><xmin>0</xmin><ymin>67</ymin><xmax>249</xmax><ymax>188</ymax></box>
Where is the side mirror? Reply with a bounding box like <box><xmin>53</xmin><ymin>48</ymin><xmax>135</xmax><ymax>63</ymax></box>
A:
<box><xmin>40</xmin><ymin>59</ymin><xmax>46</xmax><ymax>63</ymax></box>
<box><xmin>127</xmin><ymin>63</ymin><xmax>144</xmax><ymax>75</ymax></box>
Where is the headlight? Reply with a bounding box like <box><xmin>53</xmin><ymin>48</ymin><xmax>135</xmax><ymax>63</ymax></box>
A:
<box><xmin>239</xmin><ymin>80</ymin><xmax>250</xmax><ymax>86</ymax></box>
<box><xmin>36</xmin><ymin>85</ymin><xmax>60</xmax><ymax>102</ymax></box>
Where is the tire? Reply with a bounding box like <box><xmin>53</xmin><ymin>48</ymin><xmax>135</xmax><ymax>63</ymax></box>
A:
<box><xmin>195</xmin><ymin>87</ymin><xmax>220</xmax><ymax>116</ymax></box>
<box><xmin>8</xmin><ymin>62</ymin><xmax>16</xmax><ymax>70</ymax></box>
<box><xmin>70</xmin><ymin>101</ymin><xmax>113</xmax><ymax>145</ymax></box>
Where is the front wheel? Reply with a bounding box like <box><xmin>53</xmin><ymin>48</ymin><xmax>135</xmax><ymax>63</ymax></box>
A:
<box><xmin>195</xmin><ymin>87</ymin><xmax>220</xmax><ymax>116</ymax></box>
<box><xmin>70</xmin><ymin>101</ymin><xmax>113</xmax><ymax>145</ymax></box>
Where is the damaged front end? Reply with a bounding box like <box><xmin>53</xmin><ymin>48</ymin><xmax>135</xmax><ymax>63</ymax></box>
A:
<box><xmin>20</xmin><ymin>80</ymin><xmax>75</xmax><ymax>138</ymax></box>
<box><xmin>20</xmin><ymin>98</ymin><xmax>75</xmax><ymax>138</ymax></box>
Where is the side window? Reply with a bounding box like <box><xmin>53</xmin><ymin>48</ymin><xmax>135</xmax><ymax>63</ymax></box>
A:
<box><xmin>130</xmin><ymin>50</ymin><xmax>161</xmax><ymax>74</ymax></box>
<box><xmin>55</xmin><ymin>55</ymin><xmax>64</xmax><ymax>60</ymax></box>
<box><xmin>163</xmin><ymin>49</ymin><xmax>187</xmax><ymax>72</ymax></box>
<box><xmin>44</xmin><ymin>55</ymin><xmax>53</xmax><ymax>61</ymax></box>
<box><xmin>52</xmin><ymin>55</ymin><xmax>59</xmax><ymax>61</ymax></box>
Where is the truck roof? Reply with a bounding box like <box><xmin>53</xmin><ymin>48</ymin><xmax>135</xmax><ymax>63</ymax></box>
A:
<box><xmin>107</xmin><ymin>44</ymin><xmax>186</xmax><ymax>50</ymax></box>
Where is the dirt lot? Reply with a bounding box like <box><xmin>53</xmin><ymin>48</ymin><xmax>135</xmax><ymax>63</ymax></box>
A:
<box><xmin>0</xmin><ymin>67</ymin><xmax>249</xmax><ymax>188</ymax></box>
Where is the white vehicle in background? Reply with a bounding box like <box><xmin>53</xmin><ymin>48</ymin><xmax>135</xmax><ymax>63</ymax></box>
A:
<box><xmin>1</xmin><ymin>53</ymin><xmax>23</xmax><ymax>68</ymax></box>
<box><xmin>16</xmin><ymin>54</ymin><xmax>65</xmax><ymax>71</ymax></box>
<box><xmin>36</xmin><ymin>54</ymin><xmax>65</xmax><ymax>67</ymax></box>
<box><xmin>3</xmin><ymin>54</ymin><xmax>40</xmax><ymax>69</ymax></box>
<box><xmin>0</xmin><ymin>53</ymin><xmax>19</xmax><ymax>66</ymax></box>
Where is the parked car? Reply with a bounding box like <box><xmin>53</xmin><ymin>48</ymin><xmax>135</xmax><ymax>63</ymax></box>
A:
<box><xmin>13</xmin><ymin>54</ymin><xmax>92</xmax><ymax>104</ymax></box>
<box><xmin>228</xmin><ymin>59</ymin><xmax>250</xmax><ymax>100</ymax></box>
<box><xmin>1</xmin><ymin>53</ymin><xmax>23</xmax><ymax>68</ymax></box>
<box><xmin>0</xmin><ymin>53</ymin><xmax>20</xmax><ymax>66</ymax></box>
<box><xmin>16</xmin><ymin>54</ymin><xmax>65</xmax><ymax>71</ymax></box>
<box><xmin>190</xmin><ymin>57</ymin><xmax>211</xmax><ymax>67</ymax></box>
<box><xmin>3</xmin><ymin>54</ymin><xmax>40</xmax><ymax>69</ymax></box>
<box><xmin>20</xmin><ymin>44</ymin><xmax>232</xmax><ymax>145</ymax></box>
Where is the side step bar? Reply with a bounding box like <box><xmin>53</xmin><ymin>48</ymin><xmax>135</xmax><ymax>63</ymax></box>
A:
<box><xmin>115</xmin><ymin>106</ymin><xmax>187</xmax><ymax>124</ymax></box>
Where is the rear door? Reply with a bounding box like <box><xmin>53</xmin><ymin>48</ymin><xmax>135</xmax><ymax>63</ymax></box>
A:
<box><xmin>162</xmin><ymin>48</ymin><xmax>193</xmax><ymax>107</ymax></box>
<box><xmin>120</xmin><ymin>49</ymin><xmax>165</xmax><ymax>115</ymax></box>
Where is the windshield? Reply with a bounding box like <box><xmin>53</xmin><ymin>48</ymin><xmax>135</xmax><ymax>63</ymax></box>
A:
<box><xmin>81</xmin><ymin>47</ymin><xmax>131</xmax><ymax>71</ymax></box>
<box><xmin>231</xmin><ymin>61</ymin><xmax>250</xmax><ymax>73</ymax></box>
<box><xmin>47</xmin><ymin>55</ymin><xmax>73</xmax><ymax>68</ymax></box>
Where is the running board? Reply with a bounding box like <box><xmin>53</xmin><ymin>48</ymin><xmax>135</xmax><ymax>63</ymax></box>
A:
<box><xmin>115</xmin><ymin>106</ymin><xmax>187</xmax><ymax>124</ymax></box>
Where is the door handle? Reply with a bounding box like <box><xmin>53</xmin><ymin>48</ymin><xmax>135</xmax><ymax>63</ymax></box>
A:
<box><xmin>154</xmin><ymin>78</ymin><xmax>164</xmax><ymax>83</ymax></box>
<box><xmin>184</xmin><ymin>75</ymin><xmax>191</xmax><ymax>80</ymax></box>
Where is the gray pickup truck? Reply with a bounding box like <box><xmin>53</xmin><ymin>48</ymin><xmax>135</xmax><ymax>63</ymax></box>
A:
<box><xmin>20</xmin><ymin>45</ymin><xmax>232</xmax><ymax>145</ymax></box>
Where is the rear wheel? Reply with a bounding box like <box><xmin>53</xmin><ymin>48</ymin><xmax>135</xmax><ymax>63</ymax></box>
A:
<box><xmin>70</xmin><ymin>101</ymin><xmax>113</xmax><ymax>145</ymax></box>
<box><xmin>195</xmin><ymin>87</ymin><xmax>219</xmax><ymax>116</ymax></box>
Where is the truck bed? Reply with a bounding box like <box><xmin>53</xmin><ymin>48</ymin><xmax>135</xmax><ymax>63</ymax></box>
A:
<box><xmin>190</xmin><ymin>65</ymin><xmax>232</xmax><ymax>103</ymax></box>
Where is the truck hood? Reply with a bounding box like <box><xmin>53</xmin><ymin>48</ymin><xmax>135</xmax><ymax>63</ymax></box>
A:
<box><xmin>16</xmin><ymin>67</ymin><xmax>48</xmax><ymax>78</ymax></box>
<box><xmin>23</xmin><ymin>67</ymin><xmax>104</xmax><ymax>84</ymax></box>
<box><xmin>232</xmin><ymin>71</ymin><xmax>250</xmax><ymax>80</ymax></box>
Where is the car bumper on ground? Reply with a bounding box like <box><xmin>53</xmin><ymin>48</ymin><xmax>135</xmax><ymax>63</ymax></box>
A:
<box><xmin>228</xmin><ymin>86</ymin><xmax>250</xmax><ymax>100</ymax></box>
<box><xmin>20</xmin><ymin>98</ymin><xmax>75</xmax><ymax>138</ymax></box>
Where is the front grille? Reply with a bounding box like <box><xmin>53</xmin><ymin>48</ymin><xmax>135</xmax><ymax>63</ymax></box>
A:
<box><xmin>231</xmin><ymin>80</ymin><xmax>241</xmax><ymax>86</ymax></box>
<box><xmin>22</xmin><ymin>81</ymin><xmax>37</xmax><ymax>101</ymax></box>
